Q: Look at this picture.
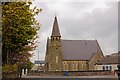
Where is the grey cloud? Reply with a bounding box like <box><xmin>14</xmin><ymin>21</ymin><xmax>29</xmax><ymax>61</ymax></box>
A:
<box><xmin>31</xmin><ymin>2</ymin><xmax>118</xmax><ymax>61</ymax></box>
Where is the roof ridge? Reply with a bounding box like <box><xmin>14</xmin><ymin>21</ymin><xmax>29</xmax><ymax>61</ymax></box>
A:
<box><xmin>62</xmin><ymin>39</ymin><xmax>96</xmax><ymax>41</ymax></box>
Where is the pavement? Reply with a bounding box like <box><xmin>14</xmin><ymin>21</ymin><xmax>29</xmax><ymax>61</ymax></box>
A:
<box><xmin>1</xmin><ymin>75</ymin><xmax>118</xmax><ymax>80</ymax></box>
<box><xmin>22</xmin><ymin>75</ymin><xmax>118</xmax><ymax>78</ymax></box>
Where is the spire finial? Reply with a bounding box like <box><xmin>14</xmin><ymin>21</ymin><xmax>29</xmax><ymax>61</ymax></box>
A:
<box><xmin>55</xmin><ymin>11</ymin><xmax>56</xmax><ymax>16</ymax></box>
<box><xmin>55</xmin><ymin>13</ymin><xmax>56</xmax><ymax>16</ymax></box>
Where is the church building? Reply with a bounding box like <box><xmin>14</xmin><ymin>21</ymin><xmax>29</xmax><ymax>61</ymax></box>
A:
<box><xmin>45</xmin><ymin>16</ymin><xmax>104</xmax><ymax>71</ymax></box>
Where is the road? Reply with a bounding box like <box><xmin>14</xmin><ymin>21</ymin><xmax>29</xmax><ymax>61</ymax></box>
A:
<box><xmin>22</xmin><ymin>75</ymin><xmax>119</xmax><ymax>80</ymax></box>
<box><xmin>1</xmin><ymin>75</ymin><xmax>119</xmax><ymax>80</ymax></box>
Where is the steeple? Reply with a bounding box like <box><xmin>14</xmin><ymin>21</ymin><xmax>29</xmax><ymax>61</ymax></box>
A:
<box><xmin>51</xmin><ymin>16</ymin><xmax>61</xmax><ymax>37</ymax></box>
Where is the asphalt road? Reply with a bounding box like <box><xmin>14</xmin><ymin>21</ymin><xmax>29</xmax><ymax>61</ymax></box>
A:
<box><xmin>21</xmin><ymin>75</ymin><xmax>119</xmax><ymax>80</ymax></box>
<box><xmin>1</xmin><ymin>76</ymin><xmax>119</xmax><ymax>80</ymax></box>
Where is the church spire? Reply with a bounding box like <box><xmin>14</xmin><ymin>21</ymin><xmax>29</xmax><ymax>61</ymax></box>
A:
<box><xmin>51</xmin><ymin>16</ymin><xmax>61</xmax><ymax>37</ymax></box>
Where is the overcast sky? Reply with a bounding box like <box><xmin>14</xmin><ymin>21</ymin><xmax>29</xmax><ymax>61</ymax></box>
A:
<box><xmin>30</xmin><ymin>1</ymin><xmax>118</xmax><ymax>62</ymax></box>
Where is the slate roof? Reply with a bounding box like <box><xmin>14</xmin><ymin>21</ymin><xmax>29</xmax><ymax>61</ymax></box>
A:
<box><xmin>48</xmin><ymin>16</ymin><xmax>103</xmax><ymax>61</ymax></box>
<box><xmin>48</xmin><ymin>39</ymin><xmax>102</xmax><ymax>60</ymax></box>
<box><xmin>97</xmin><ymin>55</ymin><xmax>120</xmax><ymax>65</ymax></box>
<box><xmin>51</xmin><ymin>16</ymin><xmax>61</xmax><ymax>37</ymax></box>
<box><xmin>61</xmin><ymin>40</ymin><xmax>102</xmax><ymax>60</ymax></box>
<box><xmin>34</xmin><ymin>60</ymin><xmax>46</xmax><ymax>64</ymax></box>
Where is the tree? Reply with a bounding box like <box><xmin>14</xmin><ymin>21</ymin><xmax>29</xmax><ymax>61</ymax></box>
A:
<box><xmin>2</xmin><ymin>2</ymin><xmax>42</xmax><ymax>65</ymax></box>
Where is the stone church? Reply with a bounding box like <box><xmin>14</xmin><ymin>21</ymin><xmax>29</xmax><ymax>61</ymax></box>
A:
<box><xmin>45</xmin><ymin>16</ymin><xmax>104</xmax><ymax>71</ymax></box>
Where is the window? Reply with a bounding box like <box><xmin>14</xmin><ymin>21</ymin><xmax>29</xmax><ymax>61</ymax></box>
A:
<box><xmin>56</xmin><ymin>56</ymin><xmax>58</xmax><ymax>63</ymax></box>
<box><xmin>81</xmin><ymin>62</ymin><xmax>83</xmax><ymax>69</ymax></box>
<box><xmin>103</xmin><ymin>65</ymin><xmax>112</xmax><ymax>70</ymax></box>
<box><xmin>106</xmin><ymin>66</ymin><xmax>108</xmax><ymax>70</ymax></box>
<box><xmin>103</xmin><ymin>66</ymin><xmax>105</xmax><ymax>70</ymax></box>
<box><xmin>63</xmin><ymin>62</ymin><xmax>65</xmax><ymax>70</ymax></box>
<box><xmin>73</xmin><ymin>62</ymin><xmax>74</xmax><ymax>71</ymax></box>
<box><xmin>49</xmin><ymin>64</ymin><xmax>52</xmax><ymax>70</ymax></box>
<box><xmin>109</xmin><ymin>66</ymin><xmax>112</xmax><ymax>70</ymax></box>
<box><xmin>52</xmin><ymin>37</ymin><xmax>54</xmax><ymax>41</ymax></box>
<box><xmin>75</xmin><ymin>62</ymin><xmax>78</xmax><ymax>71</ymax></box>
<box><xmin>52</xmin><ymin>37</ymin><xmax>56</xmax><ymax>41</ymax></box>
<box><xmin>66</xmin><ymin>62</ymin><xmax>68</xmax><ymax>70</ymax></box>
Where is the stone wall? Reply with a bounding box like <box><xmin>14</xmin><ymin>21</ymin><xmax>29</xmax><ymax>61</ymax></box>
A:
<box><xmin>62</xmin><ymin>61</ymin><xmax>88</xmax><ymax>71</ymax></box>
<box><xmin>27</xmin><ymin>70</ymin><xmax>116</xmax><ymax>76</ymax></box>
<box><xmin>89</xmin><ymin>52</ymin><xmax>104</xmax><ymax>70</ymax></box>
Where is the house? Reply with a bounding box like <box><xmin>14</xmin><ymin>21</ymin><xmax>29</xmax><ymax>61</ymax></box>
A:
<box><xmin>31</xmin><ymin>60</ymin><xmax>45</xmax><ymax>71</ymax></box>
<box><xmin>95</xmin><ymin>53</ymin><xmax>120</xmax><ymax>71</ymax></box>
<box><xmin>45</xmin><ymin>16</ymin><xmax>104</xmax><ymax>71</ymax></box>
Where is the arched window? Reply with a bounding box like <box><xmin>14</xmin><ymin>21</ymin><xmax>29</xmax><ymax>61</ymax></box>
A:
<box><xmin>81</xmin><ymin>62</ymin><xmax>84</xmax><ymax>70</ymax></box>
<box><xmin>56</xmin><ymin>56</ymin><xmax>58</xmax><ymax>63</ymax></box>
<box><xmin>49</xmin><ymin>64</ymin><xmax>52</xmax><ymax>70</ymax></box>
<box><xmin>73</xmin><ymin>62</ymin><xmax>74</xmax><ymax>71</ymax></box>
<box><xmin>75</xmin><ymin>62</ymin><xmax>78</xmax><ymax>71</ymax></box>
<box><xmin>52</xmin><ymin>37</ymin><xmax>54</xmax><ymax>41</ymax></box>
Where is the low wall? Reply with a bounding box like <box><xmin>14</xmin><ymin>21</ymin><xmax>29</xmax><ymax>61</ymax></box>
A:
<box><xmin>27</xmin><ymin>70</ymin><xmax>117</xmax><ymax>76</ymax></box>
<box><xmin>61</xmin><ymin>70</ymin><xmax>113</xmax><ymax>76</ymax></box>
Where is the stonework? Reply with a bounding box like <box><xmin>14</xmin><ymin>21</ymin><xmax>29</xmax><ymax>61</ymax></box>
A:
<box><xmin>48</xmin><ymin>37</ymin><xmax>63</xmax><ymax>71</ymax></box>
<box><xmin>45</xmin><ymin>16</ymin><xmax>104</xmax><ymax>71</ymax></box>
<box><xmin>62</xmin><ymin>61</ymin><xmax>88</xmax><ymax>71</ymax></box>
